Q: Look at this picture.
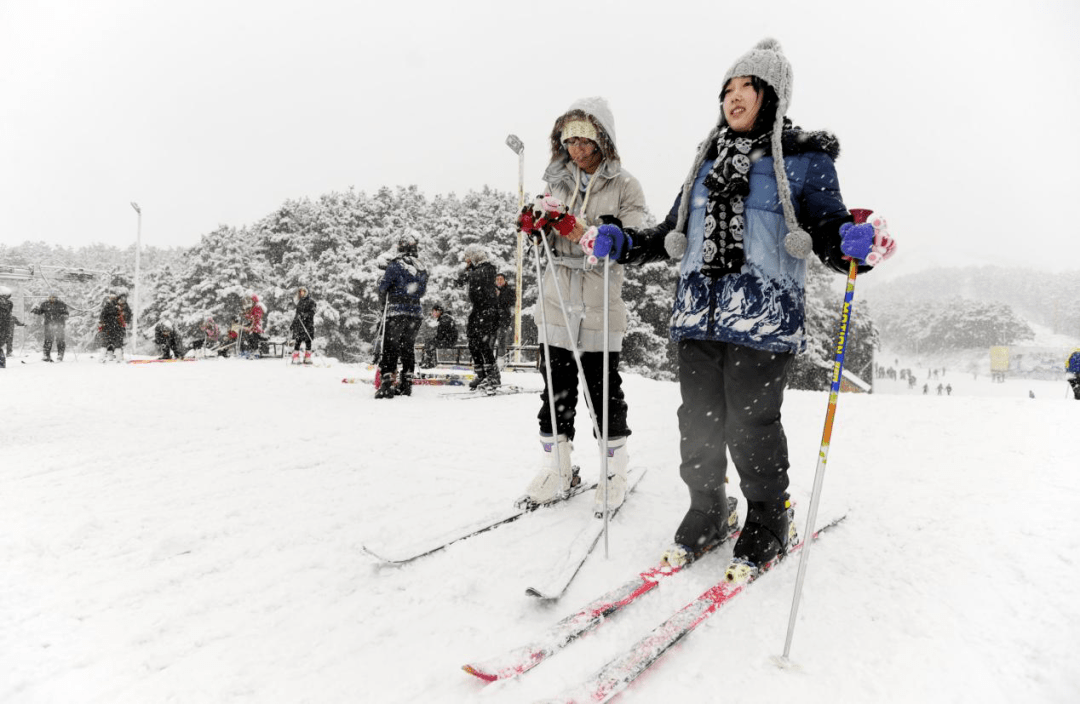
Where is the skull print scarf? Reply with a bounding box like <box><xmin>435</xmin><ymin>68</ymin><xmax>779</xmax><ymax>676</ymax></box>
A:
<box><xmin>700</xmin><ymin>125</ymin><xmax>774</xmax><ymax>278</ymax></box>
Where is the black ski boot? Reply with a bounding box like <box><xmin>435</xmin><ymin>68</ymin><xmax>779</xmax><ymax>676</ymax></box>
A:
<box><xmin>478</xmin><ymin>364</ymin><xmax>501</xmax><ymax>393</ymax></box>
<box><xmin>374</xmin><ymin>376</ymin><xmax>395</xmax><ymax>399</ymax></box>
<box><xmin>728</xmin><ymin>494</ymin><xmax>797</xmax><ymax>579</ymax></box>
<box><xmin>468</xmin><ymin>367</ymin><xmax>487</xmax><ymax>390</ymax></box>
<box><xmin>662</xmin><ymin>494</ymin><xmax>739</xmax><ymax>567</ymax></box>
<box><xmin>397</xmin><ymin>372</ymin><xmax>413</xmax><ymax>397</ymax></box>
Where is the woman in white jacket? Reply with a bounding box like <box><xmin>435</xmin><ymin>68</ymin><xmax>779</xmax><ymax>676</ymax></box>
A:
<box><xmin>522</xmin><ymin>96</ymin><xmax>647</xmax><ymax>516</ymax></box>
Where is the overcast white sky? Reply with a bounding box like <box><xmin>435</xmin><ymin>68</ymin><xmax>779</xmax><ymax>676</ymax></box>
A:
<box><xmin>2</xmin><ymin>0</ymin><xmax>1078</xmax><ymax>280</ymax></box>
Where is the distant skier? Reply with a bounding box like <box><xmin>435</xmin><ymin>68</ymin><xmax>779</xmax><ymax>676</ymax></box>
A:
<box><xmin>493</xmin><ymin>272</ymin><xmax>515</xmax><ymax>361</ymax></box>
<box><xmin>455</xmin><ymin>243</ymin><xmax>500</xmax><ymax>392</ymax></box>
<box><xmin>1</xmin><ymin>286</ymin><xmax>23</xmax><ymax>357</ymax></box>
<box><xmin>231</xmin><ymin>294</ymin><xmax>267</xmax><ymax>358</ymax></box>
<box><xmin>375</xmin><ymin>232</ymin><xmax>428</xmax><ymax>398</ymax></box>
<box><xmin>31</xmin><ymin>293</ymin><xmax>70</xmax><ymax>362</ymax></box>
<box><xmin>1067</xmin><ymin>350</ymin><xmax>1080</xmax><ymax>400</ymax></box>
<box><xmin>420</xmin><ymin>304</ymin><xmax>458</xmax><ymax>368</ymax></box>
<box><xmin>0</xmin><ymin>286</ymin><xmax>12</xmax><ymax>368</ymax></box>
<box><xmin>197</xmin><ymin>316</ymin><xmax>226</xmax><ymax>357</ymax></box>
<box><xmin>153</xmin><ymin>320</ymin><xmax>184</xmax><ymax>359</ymax></box>
<box><xmin>290</xmin><ymin>286</ymin><xmax>317</xmax><ymax>365</ymax></box>
<box><xmin>98</xmin><ymin>292</ymin><xmax>129</xmax><ymax>362</ymax></box>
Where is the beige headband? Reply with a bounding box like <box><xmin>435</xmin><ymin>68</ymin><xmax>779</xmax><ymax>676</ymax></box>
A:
<box><xmin>561</xmin><ymin>119</ymin><xmax>597</xmax><ymax>144</ymax></box>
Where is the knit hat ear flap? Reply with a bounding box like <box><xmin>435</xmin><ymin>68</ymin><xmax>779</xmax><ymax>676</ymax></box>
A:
<box><xmin>724</xmin><ymin>38</ymin><xmax>811</xmax><ymax>259</ymax></box>
<box><xmin>772</xmin><ymin>118</ymin><xmax>813</xmax><ymax>259</ymax></box>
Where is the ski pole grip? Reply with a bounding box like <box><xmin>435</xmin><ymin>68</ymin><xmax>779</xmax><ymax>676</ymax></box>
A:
<box><xmin>849</xmin><ymin>208</ymin><xmax>872</xmax><ymax>225</ymax></box>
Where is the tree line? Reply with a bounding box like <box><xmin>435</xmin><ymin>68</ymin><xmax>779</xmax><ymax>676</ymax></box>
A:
<box><xmin>1</xmin><ymin>184</ymin><xmax>881</xmax><ymax>387</ymax></box>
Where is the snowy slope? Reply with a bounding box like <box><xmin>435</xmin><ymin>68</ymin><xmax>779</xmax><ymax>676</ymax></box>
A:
<box><xmin>1</xmin><ymin>353</ymin><xmax>1077</xmax><ymax>704</ymax></box>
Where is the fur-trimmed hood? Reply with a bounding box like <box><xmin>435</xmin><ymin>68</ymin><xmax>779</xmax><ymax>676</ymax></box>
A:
<box><xmin>777</xmin><ymin>127</ymin><xmax>840</xmax><ymax>160</ymax></box>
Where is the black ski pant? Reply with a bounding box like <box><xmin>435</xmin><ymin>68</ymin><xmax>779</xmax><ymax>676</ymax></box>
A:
<box><xmin>43</xmin><ymin>322</ymin><xmax>66</xmax><ymax>358</ymax></box>
<box><xmin>677</xmin><ymin>340</ymin><xmax>794</xmax><ymax>513</ymax></box>
<box><xmin>467</xmin><ymin>308</ymin><xmax>498</xmax><ymax>371</ymax></box>
<box><xmin>380</xmin><ymin>316</ymin><xmax>421</xmax><ymax>377</ymax></box>
<box><xmin>537</xmin><ymin>344</ymin><xmax>629</xmax><ymax>442</ymax></box>
<box><xmin>293</xmin><ymin>332</ymin><xmax>313</xmax><ymax>352</ymax></box>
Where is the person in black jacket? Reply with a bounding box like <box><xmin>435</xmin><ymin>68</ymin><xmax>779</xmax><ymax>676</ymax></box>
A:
<box><xmin>420</xmin><ymin>304</ymin><xmax>458</xmax><ymax>368</ymax></box>
<box><xmin>153</xmin><ymin>320</ymin><xmax>184</xmax><ymax>359</ymax></box>
<box><xmin>290</xmin><ymin>286</ymin><xmax>317</xmax><ymax>365</ymax></box>
<box><xmin>31</xmin><ymin>294</ymin><xmax>70</xmax><ymax>362</ymax></box>
<box><xmin>5</xmin><ymin>312</ymin><xmax>24</xmax><ymax>357</ymax></box>
<box><xmin>98</xmin><ymin>292</ymin><xmax>130</xmax><ymax>362</ymax></box>
<box><xmin>0</xmin><ymin>286</ymin><xmax>12</xmax><ymax>368</ymax></box>
<box><xmin>456</xmin><ymin>244</ymin><xmax>500</xmax><ymax>390</ymax></box>
<box><xmin>493</xmin><ymin>272</ymin><xmax>515</xmax><ymax>360</ymax></box>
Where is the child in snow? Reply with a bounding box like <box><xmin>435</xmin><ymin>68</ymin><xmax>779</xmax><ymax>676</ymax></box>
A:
<box><xmin>290</xmin><ymin>286</ymin><xmax>317</xmax><ymax>364</ymax></box>
<box><xmin>616</xmin><ymin>39</ymin><xmax>897</xmax><ymax>574</ymax></box>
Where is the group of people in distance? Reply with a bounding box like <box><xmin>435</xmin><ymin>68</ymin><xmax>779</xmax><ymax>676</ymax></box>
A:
<box><xmin>381</xmin><ymin>38</ymin><xmax>900</xmax><ymax>577</ymax></box>
<box><xmin>185</xmin><ymin>290</ymin><xmax>316</xmax><ymax>364</ymax></box>
<box><xmin>373</xmin><ymin>232</ymin><xmax>517</xmax><ymax>399</ymax></box>
<box><xmin>0</xmin><ymin>286</ymin><xmax>318</xmax><ymax>366</ymax></box>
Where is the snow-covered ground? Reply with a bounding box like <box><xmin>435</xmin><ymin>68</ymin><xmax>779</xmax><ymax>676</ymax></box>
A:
<box><xmin>2</xmin><ymin>351</ymin><xmax>1078</xmax><ymax>703</ymax></box>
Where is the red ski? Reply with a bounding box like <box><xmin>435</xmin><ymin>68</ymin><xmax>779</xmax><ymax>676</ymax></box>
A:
<box><xmin>462</xmin><ymin>517</ymin><xmax>738</xmax><ymax>681</ymax></box>
<box><xmin>537</xmin><ymin>516</ymin><xmax>846</xmax><ymax>704</ymax></box>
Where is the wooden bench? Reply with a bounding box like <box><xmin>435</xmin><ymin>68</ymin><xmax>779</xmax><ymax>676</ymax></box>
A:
<box><xmin>266</xmin><ymin>337</ymin><xmax>290</xmax><ymax>358</ymax></box>
<box><xmin>414</xmin><ymin>344</ymin><xmax>540</xmax><ymax>369</ymax></box>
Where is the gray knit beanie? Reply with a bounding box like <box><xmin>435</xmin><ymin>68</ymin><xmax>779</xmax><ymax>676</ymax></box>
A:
<box><xmin>725</xmin><ymin>38</ymin><xmax>811</xmax><ymax>259</ymax></box>
<box><xmin>664</xmin><ymin>37</ymin><xmax>812</xmax><ymax>261</ymax></box>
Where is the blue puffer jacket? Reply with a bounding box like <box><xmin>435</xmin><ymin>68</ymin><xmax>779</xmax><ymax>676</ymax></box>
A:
<box><xmin>379</xmin><ymin>256</ymin><xmax>428</xmax><ymax>319</ymax></box>
<box><xmin>627</xmin><ymin>129</ymin><xmax>856</xmax><ymax>354</ymax></box>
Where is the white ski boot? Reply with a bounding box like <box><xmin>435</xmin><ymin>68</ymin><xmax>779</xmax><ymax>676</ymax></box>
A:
<box><xmin>592</xmin><ymin>436</ymin><xmax>629</xmax><ymax>517</ymax></box>
<box><xmin>516</xmin><ymin>434</ymin><xmax>576</xmax><ymax>509</ymax></box>
<box><xmin>291</xmin><ymin>351</ymin><xmax>301</xmax><ymax>365</ymax></box>
<box><xmin>303</xmin><ymin>351</ymin><xmax>313</xmax><ymax>365</ymax></box>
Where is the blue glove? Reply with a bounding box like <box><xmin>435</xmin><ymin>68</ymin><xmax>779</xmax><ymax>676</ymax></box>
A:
<box><xmin>593</xmin><ymin>224</ymin><xmax>631</xmax><ymax>260</ymax></box>
<box><xmin>839</xmin><ymin>222</ymin><xmax>875</xmax><ymax>262</ymax></box>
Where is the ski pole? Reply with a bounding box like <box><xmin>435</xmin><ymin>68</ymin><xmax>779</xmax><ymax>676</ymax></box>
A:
<box><xmin>779</xmin><ymin>208</ymin><xmax>872</xmax><ymax>664</ymax></box>
<box><xmin>601</xmin><ymin>255</ymin><xmax>610</xmax><ymax>558</ymax></box>
<box><xmin>531</xmin><ymin>238</ymin><xmax>565</xmax><ymax>467</ymax></box>
<box><xmin>374</xmin><ymin>297</ymin><xmax>389</xmax><ymax>387</ymax></box>
<box><xmin>536</xmin><ymin>229</ymin><xmax>604</xmax><ymax>441</ymax></box>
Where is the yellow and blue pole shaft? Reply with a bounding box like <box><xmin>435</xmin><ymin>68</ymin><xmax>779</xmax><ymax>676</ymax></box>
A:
<box><xmin>780</xmin><ymin>208</ymin><xmax>871</xmax><ymax>662</ymax></box>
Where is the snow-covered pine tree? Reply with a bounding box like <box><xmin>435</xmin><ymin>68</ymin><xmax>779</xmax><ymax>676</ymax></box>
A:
<box><xmin>788</xmin><ymin>257</ymin><xmax>880</xmax><ymax>390</ymax></box>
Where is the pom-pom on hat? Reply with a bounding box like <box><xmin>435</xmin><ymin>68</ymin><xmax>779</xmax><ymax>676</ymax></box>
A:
<box><xmin>561</xmin><ymin>119</ymin><xmax>598</xmax><ymax>145</ymax></box>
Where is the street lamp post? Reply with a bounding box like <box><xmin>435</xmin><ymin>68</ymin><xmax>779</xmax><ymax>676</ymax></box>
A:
<box><xmin>505</xmin><ymin>134</ymin><xmax>525</xmax><ymax>364</ymax></box>
<box><xmin>130</xmin><ymin>202</ymin><xmax>142</xmax><ymax>357</ymax></box>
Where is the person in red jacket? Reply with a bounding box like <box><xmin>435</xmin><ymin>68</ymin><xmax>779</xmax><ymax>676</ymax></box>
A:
<box><xmin>229</xmin><ymin>293</ymin><xmax>267</xmax><ymax>358</ymax></box>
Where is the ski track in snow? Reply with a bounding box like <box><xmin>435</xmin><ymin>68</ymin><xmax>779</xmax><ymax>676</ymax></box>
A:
<box><xmin>1</xmin><ymin>353</ymin><xmax>1078</xmax><ymax>703</ymax></box>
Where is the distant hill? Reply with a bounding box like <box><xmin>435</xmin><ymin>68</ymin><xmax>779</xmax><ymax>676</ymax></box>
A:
<box><xmin>862</xmin><ymin>265</ymin><xmax>1080</xmax><ymax>352</ymax></box>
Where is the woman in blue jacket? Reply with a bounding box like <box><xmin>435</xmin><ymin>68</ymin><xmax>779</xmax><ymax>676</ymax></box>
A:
<box><xmin>601</xmin><ymin>39</ymin><xmax>893</xmax><ymax>574</ymax></box>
